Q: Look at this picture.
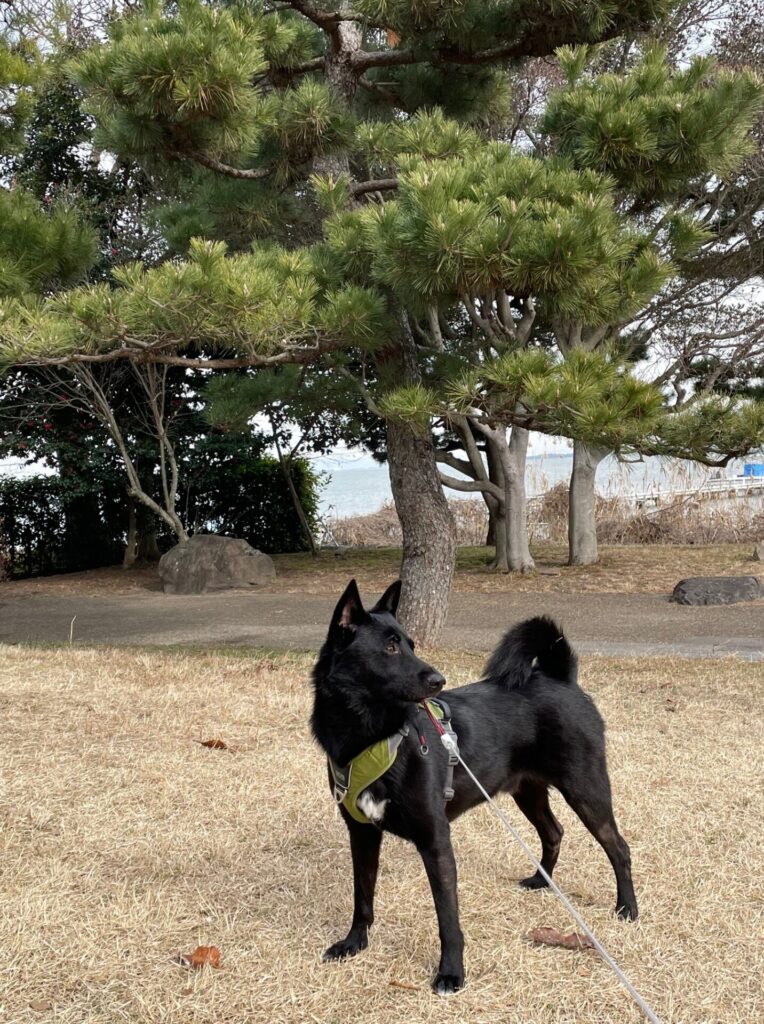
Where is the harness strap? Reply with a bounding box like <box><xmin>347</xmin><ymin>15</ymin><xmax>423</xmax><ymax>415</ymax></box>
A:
<box><xmin>419</xmin><ymin>698</ymin><xmax>459</xmax><ymax>802</ymax></box>
<box><xmin>328</xmin><ymin>699</ymin><xmax>460</xmax><ymax>824</ymax></box>
<box><xmin>328</xmin><ymin>722</ymin><xmax>410</xmax><ymax>822</ymax></box>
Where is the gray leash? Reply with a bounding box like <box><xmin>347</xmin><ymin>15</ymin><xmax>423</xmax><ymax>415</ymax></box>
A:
<box><xmin>439</xmin><ymin>731</ymin><xmax>663</xmax><ymax>1024</ymax></box>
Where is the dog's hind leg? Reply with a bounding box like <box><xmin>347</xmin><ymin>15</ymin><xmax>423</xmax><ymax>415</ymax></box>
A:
<box><xmin>323</xmin><ymin>822</ymin><xmax>383</xmax><ymax>962</ymax></box>
<box><xmin>561</xmin><ymin>778</ymin><xmax>638</xmax><ymax>922</ymax></box>
<box><xmin>512</xmin><ymin>780</ymin><xmax>564</xmax><ymax>891</ymax></box>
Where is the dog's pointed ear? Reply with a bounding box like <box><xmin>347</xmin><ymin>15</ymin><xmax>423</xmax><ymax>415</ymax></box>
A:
<box><xmin>370</xmin><ymin>579</ymin><xmax>402</xmax><ymax>617</ymax></box>
<box><xmin>329</xmin><ymin>579</ymin><xmax>367</xmax><ymax>648</ymax></box>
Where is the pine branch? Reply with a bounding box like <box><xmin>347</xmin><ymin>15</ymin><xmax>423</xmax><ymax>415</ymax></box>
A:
<box><xmin>171</xmin><ymin>148</ymin><xmax>271</xmax><ymax>181</ymax></box>
<box><xmin>336</xmin><ymin>366</ymin><xmax>384</xmax><ymax>417</ymax></box>
<box><xmin>274</xmin><ymin>56</ymin><xmax>326</xmax><ymax>76</ymax></box>
<box><xmin>349</xmin><ymin>177</ymin><xmax>399</xmax><ymax>197</ymax></box>
<box><xmin>12</xmin><ymin>341</ymin><xmax>347</xmax><ymax>371</ymax></box>
<box><xmin>283</xmin><ymin>1</ymin><xmax>341</xmax><ymax>30</ymax></box>
<box><xmin>358</xmin><ymin>76</ymin><xmax>409</xmax><ymax>111</ymax></box>
<box><xmin>352</xmin><ymin>16</ymin><xmax>647</xmax><ymax>73</ymax></box>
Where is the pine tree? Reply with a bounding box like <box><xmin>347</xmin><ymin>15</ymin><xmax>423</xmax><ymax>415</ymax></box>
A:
<box><xmin>537</xmin><ymin>39</ymin><xmax>764</xmax><ymax>563</ymax></box>
<box><xmin>4</xmin><ymin>0</ymin><xmax>763</xmax><ymax>639</ymax></box>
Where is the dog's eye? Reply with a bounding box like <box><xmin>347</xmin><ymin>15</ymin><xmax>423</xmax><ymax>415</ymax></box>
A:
<box><xmin>385</xmin><ymin>640</ymin><xmax>400</xmax><ymax>655</ymax></box>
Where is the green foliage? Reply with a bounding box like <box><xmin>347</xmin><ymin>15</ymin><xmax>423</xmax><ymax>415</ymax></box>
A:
<box><xmin>443</xmin><ymin>346</ymin><xmax>665</xmax><ymax>449</ymax></box>
<box><xmin>325</xmin><ymin>143</ymin><xmax>669</xmax><ymax>323</ymax></box>
<box><xmin>0</xmin><ymin>238</ymin><xmax>386</xmax><ymax>364</ymax></box>
<box><xmin>379</xmin><ymin>382</ymin><xmax>440</xmax><ymax>429</ymax></box>
<box><xmin>0</xmin><ymin>189</ymin><xmax>99</xmax><ymax>299</ymax></box>
<box><xmin>72</xmin><ymin>0</ymin><xmax>269</xmax><ymax>161</ymax></box>
<box><xmin>543</xmin><ymin>46</ymin><xmax>764</xmax><ymax>206</ymax></box>
<box><xmin>70</xmin><ymin>0</ymin><xmax>352</xmax><ymax>177</ymax></box>
<box><xmin>185</xmin><ymin>451</ymin><xmax>320</xmax><ymax>554</ymax></box>
<box><xmin>654</xmin><ymin>398</ymin><xmax>764</xmax><ymax>464</ymax></box>
<box><xmin>0</xmin><ymin>448</ymin><xmax>321</xmax><ymax>577</ymax></box>
<box><xmin>0</xmin><ymin>39</ymin><xmax>38</xmax><ymax>155</ymax></box>
<box><xmin>0</xmin><ymin>475</ymin><xmax>126</xmax><ymax>578</ymax></box>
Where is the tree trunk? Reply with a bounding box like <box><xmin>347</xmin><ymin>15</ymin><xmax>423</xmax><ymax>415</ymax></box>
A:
<box><xmin>491</xmin><ymin>498</ymin><xmax>509</xmax><ymax>571</ymax></box>
<box><xmin>124</xmin><ymin>497</ymin><xmax>162</xmax><ymax>568</ymax></box>
<box><xmin>387</xmin><ymin>417</ymin><xmax>457</xmax><ymax>646</ymax></box>
<box><xmin>568</xmin><ymin>441</ymin><xmax>607</xmax><ymax>565</ymax></box>
<box><xmin>504</xmin><ymin>426</ymin><xmax>534</xmax><ymax>573</ymax></box>
<box><xmin>123</xmin><ymin>499</ymin><xmax>137</xmax><ymax>569</ymax></box>
<box><xmin>485</xmin><ymin>506</ymin><xmax>496</xmax><ymax>547</ymax></box>
<box><xmin>485</xmin><ymin>440</ymin><xmax>507</xmax><ymax>569</ymax></box>
<box><xmin>480</xmin><ymin>427</ymin><xmax>533</xmax><ymax>573</ymax></box>
<box><xmin>269</xmin><ymin>414</ymin><xmax>317</xmax><ymax>556</ymax></box>
<box><xmin>135</xmin><ymin>506</ymin><xmax>161</xmax><ymax>564</ymax></box>
<box><xmin>382</xmin><ymin>315</ymin><xmax>456</xmax><ymax>646</ymax></box>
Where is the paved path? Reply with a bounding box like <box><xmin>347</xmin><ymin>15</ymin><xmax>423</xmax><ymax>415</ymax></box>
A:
<box><xmin>1</xmin><ymin>589</ymin><xmax>762</xmax><ymax>659</ymax></box>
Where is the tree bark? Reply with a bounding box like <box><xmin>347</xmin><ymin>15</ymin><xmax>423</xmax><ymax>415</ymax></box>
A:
<box><xmin>485</xmin><ymin>438</ymin><xmax>508</xmax><ymax>571</ymax></box>
<box><xmin>503</xmin><ymin>426</ymin><xmax>534</xmax><ymax>572</ymax></box>
<box><xmin>124</xmin><ymin>499</ymin><xmax>137</xmax><ymax>569</ymax></box>
<box><xmin>474</xmin><ymin>424</ymin><xmax>533</xmax><ymax>573</ymax></box>
<box><xmin>382</xmin><ymin>316</ymin><xmax>456</xmax><ymax>646</ymax></box>
<box><xmin>387</xmin><ymin>416</ymin><xmax>457</xmax><ymax>646</ymax></box>
<box><xmin>568</xmin><ymin>441</ymin><xmax>608</xmax><ymax>565</ymax></box>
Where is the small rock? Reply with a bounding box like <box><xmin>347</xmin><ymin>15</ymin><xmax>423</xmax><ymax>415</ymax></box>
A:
<box><xmin>670</xmin><ymin>576</ymin><xmax>762</xmax><ymax>606</ymax></box>
<box><xmin>753</xmin><ymin>540</ymin><xmax>764</xmax><ymax>562</ymax></box>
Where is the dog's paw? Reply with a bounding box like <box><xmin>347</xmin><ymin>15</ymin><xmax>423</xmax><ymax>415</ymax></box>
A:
<box><xmin>322</xmin><ymin>933</ymin><xmax>368</xmax><ymax>962</ymax></box>
<box><xmin>432</xmin><ymin>972</ymin><xmax>465</xmax><ymax>996</ymax></box>
<box><xmin>616</xmin><ymin>902</ymin><xmax>638</xmax><ymax>922</ymax></box>
<box><xmin>519</xmin><ymin>871</ymin><xmax>550</xmax><ymax>891</ymax></box>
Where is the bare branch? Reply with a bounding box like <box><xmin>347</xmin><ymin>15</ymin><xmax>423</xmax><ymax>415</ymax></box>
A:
<box><xmin>349</xmin><ymin>177</ymin><xmax>399</xmax><ymax>197</ymax></box>
<box><xmin>170</xmin><ymin>148</ymin><xmax>271</xmax><ymax>181</ymax></box>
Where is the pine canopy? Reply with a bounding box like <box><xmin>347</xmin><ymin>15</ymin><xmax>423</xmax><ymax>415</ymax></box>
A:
<box><xmin>1</xmin><ymin>0</ymin><xmax>763</xmax><ymax>464</ymax></box>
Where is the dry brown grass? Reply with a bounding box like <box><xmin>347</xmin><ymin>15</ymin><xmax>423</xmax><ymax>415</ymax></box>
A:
<box><xmin>2</xmin><ymin>645</ymin><xmax>763</xmax><ymax>1023</ymax></box>
<box><xmin>4</xmin><ymin>542</ymin><xmax>755</xmax><ymax>602</ymax></box>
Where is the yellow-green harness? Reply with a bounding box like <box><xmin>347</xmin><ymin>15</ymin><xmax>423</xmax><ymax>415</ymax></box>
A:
<box><xmin>328</xmin><ymin>699</ymin><xmax>456</xmax><ymax>825</ymax></box>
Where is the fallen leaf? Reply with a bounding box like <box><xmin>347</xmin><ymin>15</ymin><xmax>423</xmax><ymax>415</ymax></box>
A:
<box><xmin>29</xmin><ymin>1000</ymin><xmax>53</xmax><ymax>1012</ymax></box>
<box><xmin>527</xmin><ymin>927</ymin><xmax>595</xmax><ymax>952</ymax></box>
<box><xmin>197</xmin><ymin>738</ymin><xmax>232</xmax><ymax>751</ymax></box>
<box><xmin>578</xmin><ymin>966</ymin><xmax>590</xmax><ymax>976</ymax></box>
<box><xmin>177</xmin><ymin>945</ymin><xmax>222</xmax><ymax>969</ymax></box>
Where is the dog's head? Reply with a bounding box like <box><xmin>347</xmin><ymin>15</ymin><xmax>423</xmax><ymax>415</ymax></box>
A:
<box><xmin>325</xmin><ymin>579</ymin><xmax>445</xmax><ymax>703</ymax></box>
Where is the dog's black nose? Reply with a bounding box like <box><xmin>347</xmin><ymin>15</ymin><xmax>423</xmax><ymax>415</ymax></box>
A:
<box><xmin>425</xmin><ymin>671</ymin><xmax>446</xmax><ymax>694</ymax></box>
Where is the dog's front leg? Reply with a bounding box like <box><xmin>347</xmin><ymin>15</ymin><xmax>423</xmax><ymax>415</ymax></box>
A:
<box><xmin>418</xmin><ymin>825</ymin><xmax>465</xmax><ymax>995</ymax></box>
<box><xmin>323</xmin><ymin>820</ymin><xmax>382</xmax><ymax>962</ymax></box>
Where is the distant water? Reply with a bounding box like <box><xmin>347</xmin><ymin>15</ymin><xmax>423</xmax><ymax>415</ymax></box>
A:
<box><xmin>310</xmin><ymin>450</ymin><xmax>758</xmax><ymax>518</ymax></box>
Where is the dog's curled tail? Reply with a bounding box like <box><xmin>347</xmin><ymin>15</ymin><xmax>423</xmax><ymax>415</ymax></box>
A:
<box><xmin>483</xmin><ymin>615</ymin><xmax>577</xmax><ymax>688</ymax></box>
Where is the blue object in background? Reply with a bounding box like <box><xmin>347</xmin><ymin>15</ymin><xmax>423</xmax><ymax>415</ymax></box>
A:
<box><xmin>743</xmin><ymin>463</ymin><xmax>764</xmax><ymax>477</ymax></box>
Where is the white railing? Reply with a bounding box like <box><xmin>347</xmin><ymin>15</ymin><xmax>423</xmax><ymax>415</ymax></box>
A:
<box><xmin>629</xmin><ymin>475</ymin><xmax>764</xmax><ymax>507</ymax></box>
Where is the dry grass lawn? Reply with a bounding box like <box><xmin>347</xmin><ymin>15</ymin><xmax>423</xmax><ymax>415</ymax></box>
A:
<box><xmin>1</xmin><ymin>645</ymin><xmax>762</xmax><ymax>1024</ymax></box>
<box><xmin>2</xmin><ymin>542</ymin><xmax>758</xmax><ymax>601</ymax></box>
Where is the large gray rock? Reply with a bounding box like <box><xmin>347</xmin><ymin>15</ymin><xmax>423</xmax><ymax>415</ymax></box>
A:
<box><xmin>670</xmin><ymin>575</ymin><xmax>762</xmax><ymax>606</ymax></box>
<box><xmin>159</xmin><ymin>534</ymin><xmax>275</xmax><ymax>595</ymax></box>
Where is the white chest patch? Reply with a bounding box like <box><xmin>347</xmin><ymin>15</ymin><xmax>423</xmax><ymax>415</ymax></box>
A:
<box><xmin>357</xmin><ymin>790</ymin><xmax>389</xmax><ymax>823</ymax></box>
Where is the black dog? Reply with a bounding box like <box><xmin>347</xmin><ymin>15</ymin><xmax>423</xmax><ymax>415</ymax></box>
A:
<box><xmin>311</xmin><ymin>579</ymin><xmax>637</xmax><ymax>994</ymax></box>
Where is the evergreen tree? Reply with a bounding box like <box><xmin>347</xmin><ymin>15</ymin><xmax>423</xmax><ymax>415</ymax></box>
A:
<box><xmin>4</xmin><ymin>0</ymin><xmax>763</xmax><ymax>639</ymax></box>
